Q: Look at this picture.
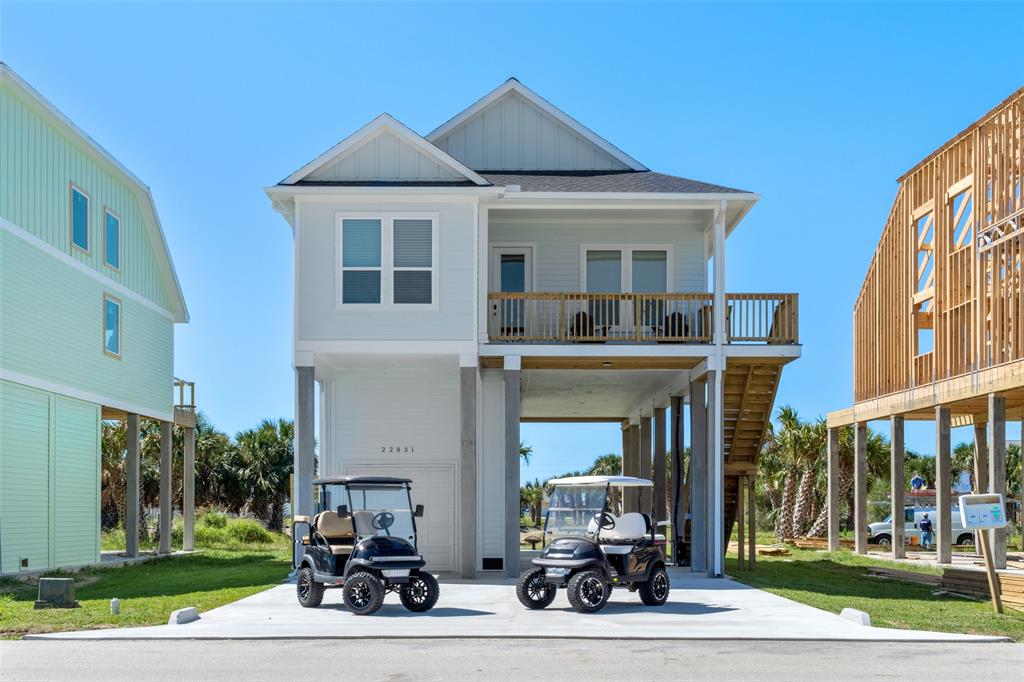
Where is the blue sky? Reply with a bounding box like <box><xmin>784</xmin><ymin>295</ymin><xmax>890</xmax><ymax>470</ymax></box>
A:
<box><xmin>3</xmin><ymin>2</ymin><xmax>1022</xmax><ymax>482</ymax></box>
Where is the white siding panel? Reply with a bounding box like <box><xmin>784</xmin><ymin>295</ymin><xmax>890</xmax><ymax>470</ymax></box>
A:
<box><xmin>489</xmin><ymin>220</ymin><xmax>707</xmax><ymax>293</ymax></box>
<box><xmin>478</xmin><ymin>370</ymin><xmax>506</xmax><ymax>562</ymax></box>
<box><xmin>435</xmin><ymin>90</ymin><xmax>630</xmax><ymax>171</ymax></box>
<box><xmin>308</xmin><ymin>131</ymin><xmax>462</xmax><ymax>182</ymax></box>
<box><xmin>297</xmin><ymin>201</ymin><xmax>476</xmax><ymax>341</ymax></box>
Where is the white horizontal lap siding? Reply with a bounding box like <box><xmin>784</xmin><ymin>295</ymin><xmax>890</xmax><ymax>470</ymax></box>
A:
<box><xmin>479</xmin><ymin>370</ymin><xmax>505</xmax><ymax>561</ymax></box>
<box><xmin>297</xmin><ymin>201</ymin><xmax>475</xmax><ymax>341</ymax></box>
<box><xmin>435</xmin><ymin>90</ymin><xmax>629</xmax><ymax>172</ymax></box>
<box><xmin>488</xmin><ymin>221</ymin><xmax>706</xmax><ymax>292</ymax></box>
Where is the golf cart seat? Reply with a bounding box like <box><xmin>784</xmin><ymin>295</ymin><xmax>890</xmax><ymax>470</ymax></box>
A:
<box><xmin>588</xmin><ymin>512</ymin><xmax>648</xmax><ymax>543</ymax></box>
<box><xmin>313</xmin><ymin>511</ymin><xmax>355</xmax><ymax>555</ymax></box>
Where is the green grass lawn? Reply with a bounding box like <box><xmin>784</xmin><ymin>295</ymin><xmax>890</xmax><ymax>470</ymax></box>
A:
<box><xmin>0</xmin><ymin>535</ymin><xmax>291</xmax><ymax>639</ymax></box>
<box><xmin>728</xmin><ymin>545</ymin><xmax>1024</xmax><ymax>641</ymax></box>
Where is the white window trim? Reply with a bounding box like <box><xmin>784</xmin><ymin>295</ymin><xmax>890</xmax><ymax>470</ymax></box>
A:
<box><xmin>336</xmin><ymin>212</ymin><xmax>440</xmax><ymax>310</ymax></box>
<box><xmin>102</xmin><ymin>292</ymin><xmax>122</xmax><ymax>359</ymax></box>
<box><xmin>579</xmin><ymin>244</ymin><xmax>674</xmax><ymax>293</ymax></box>
<box><xmin>103</xmin><ymin>206</ymin><xmax>122</xmax><ymax>271</ymax></box>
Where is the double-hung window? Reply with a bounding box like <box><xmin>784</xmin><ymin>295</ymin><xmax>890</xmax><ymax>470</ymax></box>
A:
<box><xmin>338</xmin><ymin>214</ymin><xmax>437</xmax><ymax>307</ymax></box>
<box><xmin>70</xmin><ymin>184</ymin><xmax>90</xmax><ymax>252</ymax></box>
<box><xmin>104</xmin><ymin>208</ymin><xmax>121</xmax><ymax>269</ymax></box>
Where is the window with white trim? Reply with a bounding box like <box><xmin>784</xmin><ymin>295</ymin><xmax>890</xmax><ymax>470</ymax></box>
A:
<box><xmin>338</xmin><ymin>214</ymin><xmax>437</xmax><ymax>307</ymax></box>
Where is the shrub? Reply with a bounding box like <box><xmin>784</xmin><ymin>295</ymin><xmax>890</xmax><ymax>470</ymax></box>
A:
<box><xmin>226</xmin><ymin>519</ymin><xmax>273</xmax><ymax>544</ymax></box>
<box><xmin>194</xmin><ymin>525</ymin><xmax>228</xmax><ymax>546</ymax></box>
<box><xmin>198</xmin><ymin>511</ymin><xmax>228</xmax><ymax>529</ymax></box>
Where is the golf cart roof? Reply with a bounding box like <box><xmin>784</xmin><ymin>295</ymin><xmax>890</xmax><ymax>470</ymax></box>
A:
<box><xmin>313</xmin><ymin>476</ymin><xmax>411</xmax><ymax>486</ymax></box>
<box><xmin>546</xmin><ymin>475</ymin><xmax>653</xmax><ymax>487</ymax></box>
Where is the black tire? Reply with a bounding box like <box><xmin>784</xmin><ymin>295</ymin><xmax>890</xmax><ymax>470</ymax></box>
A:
<box><xmin>956</xmin><ymin>533</ymin><xmax>975</xmax><ymax>546</ymax></box>
<box><xmin>567</xmin><ymin>569</ymin><xmax>609</xmax><ymax>614</ymax></box>
<box><xmin>875</xmin><ymin>534</ymin><xmax>892</xmax><ymax>547</ymax></box>
<box><xmin>516</xmin><ymin>568</ymin><xmax>557</xmax><ymax>610</ymax></box>
<box><xmin>399</xmin><ymin>572</ymin><xmax>440</xmax><ymax>612</ymax></box>
<box><xmin>296</xmin><ymin>566</ymin><xmax>324</xmax><ymax>608</ymax></box>
<box><xmin>638</xmin><ymin>565</ymin><xmax>670</xmax><ymax>606</ymax></box>
<box><xmin>343</xmin><ymin>571</ymin><xmax>386</xmax><ymax>615</ymax></box>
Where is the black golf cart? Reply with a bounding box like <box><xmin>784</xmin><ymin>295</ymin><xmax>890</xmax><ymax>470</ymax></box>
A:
<box><xmin>516</xmin><ymin>475</ymin><xmax>670</xmax><ymax>613</ymax></box>
<box><xmin>292</xmin><ymin>476</ymin><xmax>439</xmax><ymax>615</ymax></box>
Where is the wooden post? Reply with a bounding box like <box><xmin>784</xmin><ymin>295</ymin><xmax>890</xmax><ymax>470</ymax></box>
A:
<box><xmin>653</xmin><ymin>407</ymin><xmax>667</xmax><ymax>527</ymax></box>
<box><xmin>973</xmin><ymin>422</ymin><xmax>989</xmax><ymax>494</ymax></box>
<box><xmin>158</xmin><ymin>420</ymin><xmax>173</xmax><ymax>555</ymax></box>
<box><xmin>977</xmin><ymin>529</ymin><xmax>1004</xmax><ymax>614</ymax></box>
<box><xmin>891</xmin><ymin>416</ymin><xmax>906</xmax><ymax>559</ymax></box>
<box><xmin>640</xmin><ymin>416</ymin><xmax>653</xmax><ymax>512</ymax></box>
<box><xmin>854</xmin><ymin>422</ymin><xmax>868</xmax><ymax>555</ymax></box>
<box><xmin>747</xmin><ymin>474</ymin><xmax>756</xmax><ymax>569</ymax></box>
<box><xmin>737</xmin><ymin>475</ymin><xmax>745</xmax><ymax>570</ymax></box>
<box><xmin>827</xmin><ymin>426</ymin><xmax>841</xmax><ymax>552</ymax></box>
<box><xmin>935</xmin><ymin>406</ymin><xmax>952</xmax><ymax>564</ymax></box>
<box><xmin>987</xmin><ymin>394</ymin><xmax>1007</xmax><ymax>568</ymax></box>
<box><xmin>125</xmin><ymin>413</ymin><xmax>140</xmax><ymax>558</ymax></box>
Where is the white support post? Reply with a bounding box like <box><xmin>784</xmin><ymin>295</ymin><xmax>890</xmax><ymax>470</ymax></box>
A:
<box><xmin>459</xmin><ymin>355</ymin><xmax>478</xmax><ymax>578</ymax></box>
<box><xmin>294</xmin><ymin>366</ymin><xmax>316</xmax><ymax>566</ymax></box>
<box><xmin>689</xmin><ymin>379</ymin><xmax>707</xmax><ymax>573</ymax></box>
<box><xmin>712</xmin><ymin>201</ymin><xmax>727</xmax><ymax>346</ymax></box>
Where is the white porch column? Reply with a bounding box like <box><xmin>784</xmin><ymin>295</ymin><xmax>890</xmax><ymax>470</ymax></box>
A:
<box><xmin>125</xmin><ymin>413</ymin><xmax>140</xmax><ymax>558</ymax></box>
<box><xmin>504</xmin><ymin>355</ymin><xmax>521</xmax><ymax>578</ymax></box>
<box><xmin>459</xmin><ymin>355</ymin><xmax>478</xmax><ymax>578</ymax></box>
<box><xmin>158</xmin><ymin>420</ymin><xmax>173</xmax><ymax>555</ymax></box>
<box><xmin>712</xmin><ymin>201</ymin><xmax>727</xmax><ymax>345</ymax></box>
<box><xmin>294</xmin><ymin>366</ymin><xmax>316</xmax><ymax>564</ymax></box>
<box><xmin>706</xmin><ymin>368</ymin><xmax>724</xmax><ymax>578</ymax></box>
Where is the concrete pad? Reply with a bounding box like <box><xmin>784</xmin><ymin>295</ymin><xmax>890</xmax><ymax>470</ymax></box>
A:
<box><xmin>29</xmin><ymin>570</ymin><xmax>1008</xmax><ymax>642</ymax></box>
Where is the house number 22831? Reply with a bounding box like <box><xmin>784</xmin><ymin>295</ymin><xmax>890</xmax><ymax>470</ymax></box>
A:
<box><xmin>381</xmin><ymin>446</ymin><xmax>415</xmax><ymax>454</ymax></box>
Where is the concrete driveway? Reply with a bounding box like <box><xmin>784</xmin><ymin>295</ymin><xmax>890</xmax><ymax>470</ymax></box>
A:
<box><xmin>28</xmin><ymin>570</ymin><xmax>1007</xmax><ymax>642</ymax></box>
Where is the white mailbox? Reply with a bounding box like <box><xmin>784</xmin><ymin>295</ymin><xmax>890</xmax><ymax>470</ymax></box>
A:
<box><xmin>957</xmin><ymin>493</ymin><xmax>1007</xmax><ymax>530</ymax></box>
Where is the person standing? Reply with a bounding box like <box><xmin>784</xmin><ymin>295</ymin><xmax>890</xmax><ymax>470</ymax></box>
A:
<box><xmin>919</xmin><ymin>513</ymin><xmax>934</xmax><ymax>551</ymax></box>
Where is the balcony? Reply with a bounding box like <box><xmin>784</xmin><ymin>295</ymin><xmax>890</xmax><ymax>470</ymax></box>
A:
<box><xmin>487</xmin><ymin>292</ymin><xmax>798</xmax><ymax>345</ymax></box>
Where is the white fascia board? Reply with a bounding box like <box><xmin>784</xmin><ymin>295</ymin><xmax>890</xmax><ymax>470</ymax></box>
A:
<box><xmin>722</xmin><ymin>345</ymin><xmax>801</xmax><ymax>360</ymax></box>
<box><xmin>1</xmin><ymin>63</ymin><xmax>189</xmax><ymax>323</ymax></box>
<box><xmin>265</xmin><ymin>185</ymin><xmax>504</xmax><ymax>198</ymax></box>
<box><xmin>296</xmin><ymin>340</ymin><xmax>479</xmax><ymax>356</ymax></box>
<box><xmin>426</xmin><ymin>78</ymin><xmax>648</xmax><ymax>171</ymax></box>
<box><xmin>280</xmin><ymin>113</ymin><xmax>490</xmax><ymax>186</ymax></box>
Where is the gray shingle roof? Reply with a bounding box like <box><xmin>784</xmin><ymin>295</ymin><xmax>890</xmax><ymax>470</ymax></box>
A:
<box><xmin>478</xmin><ymin>171</ymin><xmax>748</xmax><ymax>194</ymax></box>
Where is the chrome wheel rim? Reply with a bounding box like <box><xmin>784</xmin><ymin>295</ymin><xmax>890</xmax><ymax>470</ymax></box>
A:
<box><xmin>653</xmin><ymin>572</ymin><xmax>669</xmax><ymax>600</ymax></box>
<box><xmin>526</xmin><ymin>574</ymin><xmax>550</xmax><ymax>603</ymax></box>
<box><xmin>579</xmin><ymin>577</ymin><xmax>605</xmax><ymax>606</ymax></box>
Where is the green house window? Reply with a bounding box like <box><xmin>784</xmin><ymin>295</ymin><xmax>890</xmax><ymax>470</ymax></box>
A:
<box><xmin>70</xmin><ymin>185</ymin><xmax>89</xmax><ymax>252</ymax></box>
<box><xmin>104</xmin><ymin>209</ymin><xmax>120</xmax><ymax>269</ymax></box>
<box><xmin>103</xmin><ymin>295</ymin><xmax>121</xmax><ymax>357</ymax></box>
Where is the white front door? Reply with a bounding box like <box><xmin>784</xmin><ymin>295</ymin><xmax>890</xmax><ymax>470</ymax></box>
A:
<box><xmin>490</xmin><ymin>246</ymin><xmax>533</xmax><ymax>336</ymax></box>
<box><xmin>344</xmin><ymin>464</ymin><xmax>456</xmax><ymax>572</ymax></box>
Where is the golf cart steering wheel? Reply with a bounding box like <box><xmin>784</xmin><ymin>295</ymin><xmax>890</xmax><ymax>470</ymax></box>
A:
<box><xmin>371</xmin><ymin>511</ymin><xmax>395</xmax><ymax>534</ymax></box>
<box><xmin>594</xmin><ymin>512</ymin><xmax>616</xmax><ymax>530</ymax></box>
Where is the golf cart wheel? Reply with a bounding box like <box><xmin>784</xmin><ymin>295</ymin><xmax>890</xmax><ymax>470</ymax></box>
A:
<box><xmin>638</xmin><ymin>565</ymin><xmax>670</xmax><ymax>606</ymax></box>
<box><xmin>516</xmin><ymin>568</ymin><xmax>557</xmax><ymax>610</ymax></box>
<box><xmin>567</xmin><ymin>569</ymin><xmax>609</xmax><ymax>614</ymax></box>
<box><xmin>399</xmin><ymin>571</ymin><xmax>440</xmax><ymax>612</ymax></box>
<box><xmin>296</xmin><ymin>566</ymin><xmax>325</xmax><ymax>608</ymax></box>
<box><xmin>343</xmin><ymin>571</ymin><xmax>386</xmax><ymax>616</ymax></box>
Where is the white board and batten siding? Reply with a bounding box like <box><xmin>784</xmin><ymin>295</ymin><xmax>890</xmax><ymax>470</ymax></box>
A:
<box><xmin>306</xmin><ymin>130</ymin><xmax>465</xmax><ymax>183</ymax></box>
<box><xmin>326</xmin><ymin>367</ymin><xmax>460</xmax><ymax>572</ymax></box>
<box><xmin>433</xmin><ymin>89</ymin><xmax>630</xmax><ymax>172</ymax></box>
<box><xmin>488</xmin><ymin>220</ymin><xmax>707</xmax><ymax>292</ymax></box>
<box><xmin>295</xmin><ymin>200</ymin><xmax>476</xmax><ymax>342</ymax></box>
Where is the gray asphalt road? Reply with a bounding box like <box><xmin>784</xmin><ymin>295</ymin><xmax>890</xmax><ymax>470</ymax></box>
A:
<box><xmin>2</xmin><ymin>639</ymin><xmax>1021</xmax><ymax>681</ymax></box>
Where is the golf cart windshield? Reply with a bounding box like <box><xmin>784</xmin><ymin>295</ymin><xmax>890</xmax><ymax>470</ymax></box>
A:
<box><xmin>346</xmin><ymin>484</ymin><xmax>416</xmax><ymax>543</ymax></box>
<box><xmin>544</xmin><ymin>484</ymin><xmax>610</xmax><ymax>541</ymax></box>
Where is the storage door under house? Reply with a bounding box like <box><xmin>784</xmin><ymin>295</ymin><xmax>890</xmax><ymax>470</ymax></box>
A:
<box><xmin>53</xmin><ymin>396</ymin><xmax>100</xmax><ymax>568</ymax></box>
<box><xmin>343</xmin><ymin>464</ymin><xmax>456</xmax><ymax>572</ymax></box>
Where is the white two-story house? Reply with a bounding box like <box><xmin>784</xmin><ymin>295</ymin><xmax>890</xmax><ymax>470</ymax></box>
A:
<box><xmin>266</xmin><ymin>79</ymin><xmax>799</xmax><ymax>579</ymax></box>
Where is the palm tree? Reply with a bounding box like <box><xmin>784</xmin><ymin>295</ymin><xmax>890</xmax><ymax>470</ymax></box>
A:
<box><xmin>520</xmin><ymin>479</ymin><xmax>544</xmax><ymax>526</ymax></box>
<box><xmin>520</xmin><ymin>441</ymin><xmax>533</xmax><ymax>465</ymax></box>
<box><xmin>772</xmin><ymin>406</ymin><xmax>803</xmax><ymax>539</ymax></box>
<box><xmin>589</xmin><ymin>453</ymin><xmax>623</xmax><ymax>512</ymax></box>
<box><xmin>233</xmin><ymin>419</ymin><xmax>294</xmax><ymax>530</ymax></box>
<box><xmin>790</xmin><ymin>417</ymin><xmax>826</xmax><ymax>536</ymax></box>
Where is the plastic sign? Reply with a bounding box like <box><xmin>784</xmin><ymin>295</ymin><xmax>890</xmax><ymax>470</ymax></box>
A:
<box><xmin>957</xmin><ymin>493</ymin><xmax>1007</xmax><ymax>530</ymax></box>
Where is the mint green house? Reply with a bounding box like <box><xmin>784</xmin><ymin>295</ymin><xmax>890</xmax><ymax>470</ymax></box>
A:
<box><xmin>0</xmin><ymin>63</ymin><xmax>192</xmax><ymax>574</ymax></box>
